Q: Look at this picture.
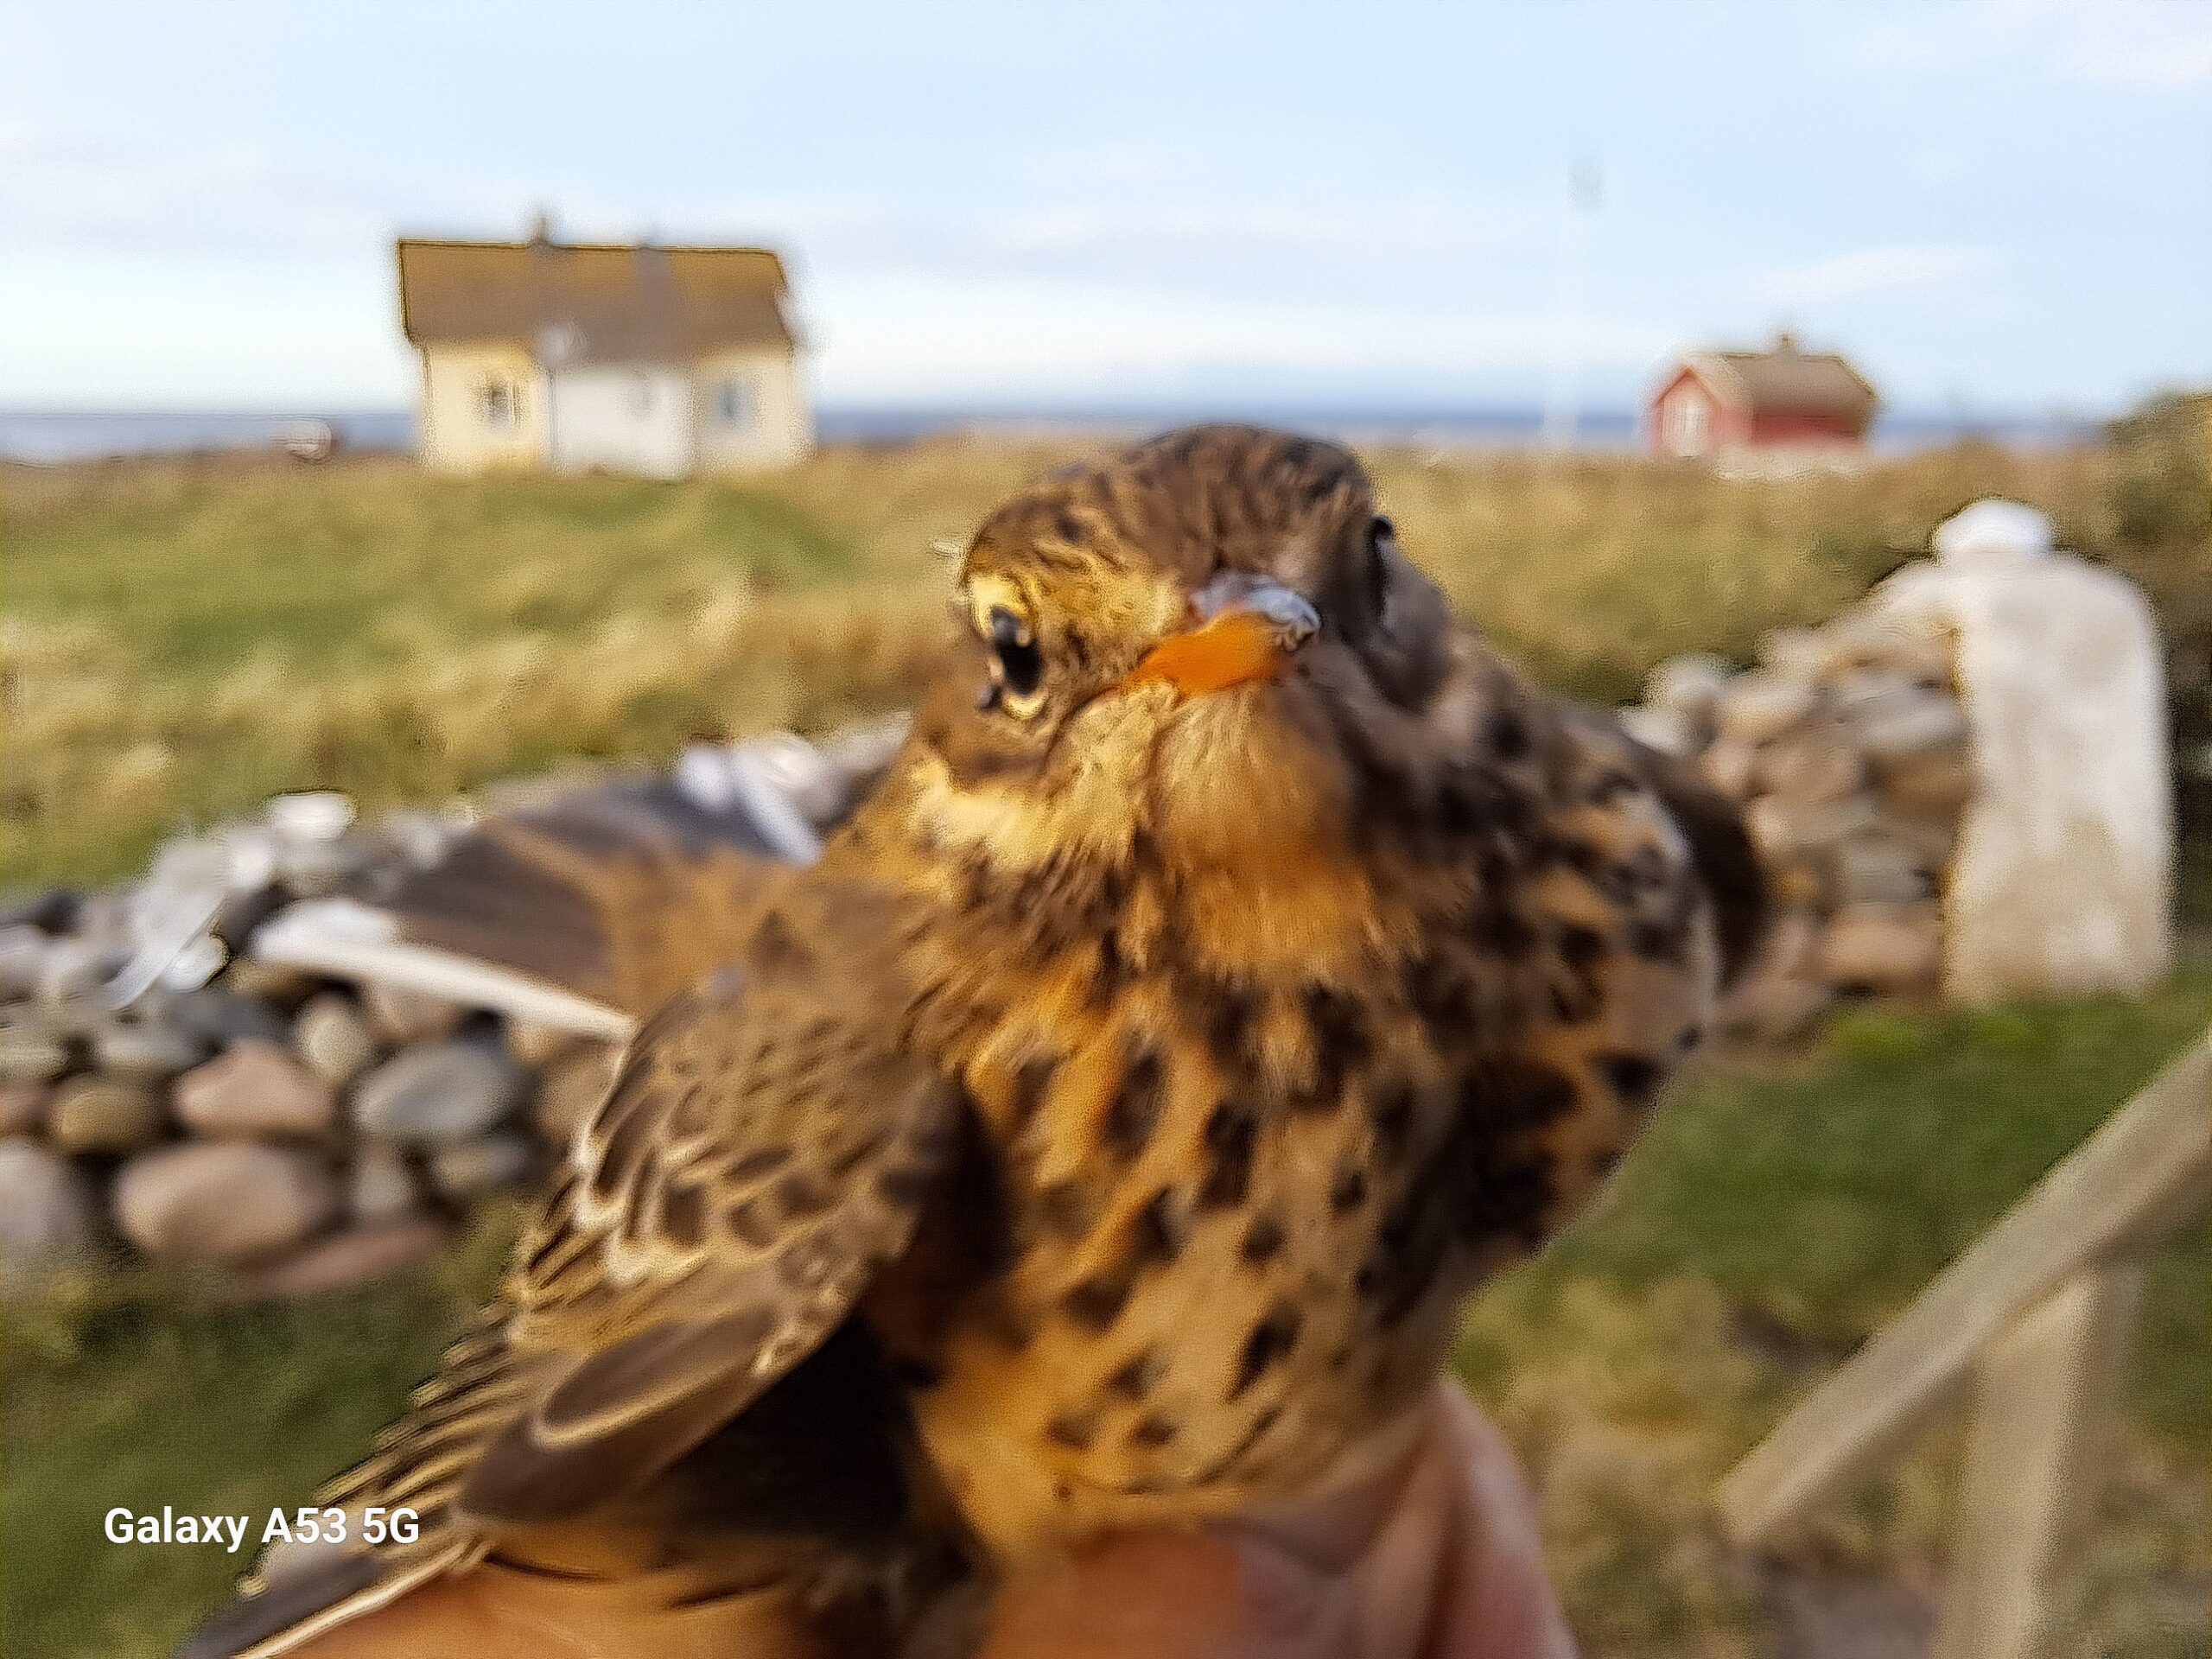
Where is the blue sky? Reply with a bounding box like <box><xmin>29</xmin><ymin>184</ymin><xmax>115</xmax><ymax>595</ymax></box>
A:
<box><xmin>3</xmin><ymin>0</ymin><xmax>2207</xmax><ymax>415</ymax></box>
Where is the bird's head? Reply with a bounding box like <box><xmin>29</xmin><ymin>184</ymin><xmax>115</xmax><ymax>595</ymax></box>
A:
<box><xmin>896</xmin><ymin>426</ymin><xmax>1465</xmax><ymax>893</ymax></box>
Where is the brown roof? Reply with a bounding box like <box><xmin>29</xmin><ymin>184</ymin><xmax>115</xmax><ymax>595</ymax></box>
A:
<box><xmin>1677</xmin><ymin>334</ymin><xmax>1878</xmax><ymax>420</ymax></box>
<box><xmin>396</xmin><ymin>238</ymin><xmax>796</xmax><ymax>360</ymax></box>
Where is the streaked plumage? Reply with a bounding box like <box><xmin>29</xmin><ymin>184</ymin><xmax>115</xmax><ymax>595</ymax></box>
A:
<box><xmin>184</xmin><ymin>425</ymin><xmax>1764</xmax><ymax>1658</ymax></box>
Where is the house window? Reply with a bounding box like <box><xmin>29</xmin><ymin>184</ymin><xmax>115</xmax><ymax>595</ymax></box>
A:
<box><xmin>714</xmin><ymin>377</ymin><xmax>757</xmax><ymax>430</ymax></box>
<box><xmin>478</xmin><ymin>377</ymin><xmax>519</xmax><ymax>429</ymax></box>
<box><xmin>1664</xmin><ymin>390</ymin><xmax>1711</xmax><ymax>456</ymax></box>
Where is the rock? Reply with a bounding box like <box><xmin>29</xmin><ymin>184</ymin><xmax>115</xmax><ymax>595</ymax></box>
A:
<box><xmin>1746</xmin><ymin>793</ymin><xmax>1877</xmax><ymax>864</ymax></box>
<box><xmin>0</xmin><ymin>1140</ymin><xmax>97</xmax><ymax>1285</ymax></box>
<box><xmin>1818</xmin><ymin>902</ymin><xmax>1943</xmax><ymax>994</ymax></box>
<box><xmin>1811</xmin><ymin>613</ymin><xmax>1954</xmax><ymax>688</ymax></box>
<box><xmin>1717</xmin><ymin>674</ymin><xmax>1819</xmax><ymax>748</ymax></box>
<box><xmin>1616</xmin><ymin>706</ymin><xmax>1693</xmax><ymax>757</ymax></box>
<box><xmin>174</xmin><ymin>1040</ymin><xmax>336</xmax><ymax>1139</ymax></box>
<box><xmin>218</xmin><ymin>957</ymin><xmax>319</xmax><ymax>1004</ymax></box>
<box><xmin>0</xmin><ymin>924</ymin><xmax>53</xmax><ymax>998</ymax></box>
<box><xmin>363</xmin><ymin>981</ymin><xmax>467</xmax><ymax>1045</ymax></box>
<box><xmin>534</xmin><ymin>1043</ymin><xmax>620</xmax><ymax>1147</ymax></box>
<box><xmin>1697</xmin><ymin>738</ymin><xmax>1758</xmax><ymax>800</ymax></box>
<box><xmin>1832</xmin><ymin>674</ymin><xmax>1968</xmax><ymax>763</ymax></box>
<box><xmin>503</xmin><ymin>1017</ymin><xmax>583</xmax><ymax>1071</ymax></box>
<box><xmin>241</xmin><ymin>1217</ymin><xmax>447</xmax><ymax>1300</ymax></box>
<box><xmin>427</xmin><ymin>1131</ymin><xmax>537</xmax><ymax>1198</ymax></box>
<box><xmin>346</xmin><ymin>1144</ymin><xmax>423</xmax><ymax>1223</ymax></box>
<box><xmin>1759</xmin><ymin>627</ymin><xmax>1828</xmax><ymax>681</ymax></box>
<box><xmin>0</xmin><ymin>1080</ymin><xmax>48</xmax><ymax>1136</ymax></box>
<box><xmin>0</xmin><ymin>887</ymin><xmax>82</xmax><ymax>933</ymax></box>
<box><xmin>1871</xmin><ymin>747</ymin><xmax>1976</xmax><ymax>814</ymax></box>
<box><xmin>294</xmin><ymin>994</ymin><xmax>378</xmax><ymax>1088</ymax></box>
<box><xmin>92</xmin><ymin>1020</ymin><xmax>208</xmax><ymax>1079</ymax></box>
<box><xmin>0</xmin><ymin>1026</ymin><xmax>70</xmax><ymax>1084</ymax></box>
<box><xmin>47</xmin><ymin>1076</ymin><xmax>167</xmax><ymax>1154</ymax></box>
<box><xmin>113</xmin><ymin>1142</ymin><xmax>338</xmax><ymax>1265</ymax></box>
<box><xmin>162</xmin><ymin>987</ymin><xmax>291</xmax><ymax>1046</ymax></box>
<box><xmin>1756</xmin><ymin>728</ymin><xmax>1866</xmax><ymax>805</ymax></box>
<box><xmin>34</xmin><ymin>937</ymin><xmax>118</xmax><ymax>1007</ymax></box>
<box><xmin>1836</xmin><ymin>836</ymin><xmax>1941</xmax><ymax>906</ymax></box>
<box><xmin>353</xmin><ymin>1039</ymin><xmax>525</xmax><ymax>1143</ymax></box>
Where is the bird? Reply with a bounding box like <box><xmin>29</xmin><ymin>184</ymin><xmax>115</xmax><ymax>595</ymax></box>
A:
<box><xmin>182</xmin><ymin>423</ymin><xmax>1765</xmax><ymax>1659</ymax></box>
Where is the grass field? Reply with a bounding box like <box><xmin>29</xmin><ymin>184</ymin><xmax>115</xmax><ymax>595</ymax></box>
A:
<box><xmin>3</xmin><ymin>432</ymin><xmax>2208</xmax><ymax>1657</ymax></box>
<box><xmin>9</xmin><ymin>431</ymin><xmax>2203</xmax><ymax>893</ymax></box>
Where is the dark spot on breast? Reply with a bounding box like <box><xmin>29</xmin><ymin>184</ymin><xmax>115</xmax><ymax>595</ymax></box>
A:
<box><xmin>1062</xmin><ymin>1272</ymin><xmax>1134</xmax><ymax>1332</ymax></box>
<box><xmin>1088</xmin><ymin>931</ymin><xmax>1128</xmax><ymax>1009</ymax></box>
<box><xmin>1459</xmin><ymin>1055</ymin><xmax>1580</xmax><ymax>1131</ymax></box>
<box><xmin>874</xmin><ymin>1160</ymin><xmax>932</xmax><ymax>1209</ymax></box>
<box><xmin>1046</xmin><ymin>1409</ymin><xmax>1099</xmax><ymax>1451</ymax></box>
<box><xmin>1469</xmin><ymin>902</ymin><xmax>1536</xmax><ymax>959</ymax></box>
<box><xmin>1101</xmin><ymin>1047</ymin><xmax>1166</xmax><ymax>1162</ymax></box>
<box><xmin>1407</xmin><ymin>950</ymin><xmax>1471</xmax><ymax>1027</ymax></box>
<box><xmin>1484</xmin><ymin>706</ymin><xmax>1531</xmax><ymax>761</ymax></box>
<box><xmin>1329</xmin><ymin>1162</ymin><xmax>1370</xmax><ymax>1213</ymax></box>
<box><xmin>1127</xmin><ymin>1186</ymin><xmax>1187</xmax><ymax>1264</ymax></box>
<box><xmin>1035</xmin><ymin>1178</ymin><xmax>1097</xmax><ymax>1240</ymax></box>
<box><xmin>1128</xmin><ymin>1414</ymin><xmax>1179</xmax><ymax>1449</ymax></box>
<box><xmin>891</xmin><ymin>1356</ymin><xmax>943</xmax><ymax>1389</ymax></box>
<box><xmin>1229</xmin><ymin>1306</ymin><xmax>1302</xmax><ymax>1400</ymax></box>
<box><xmin>1370</xmin><ymin>1084</ymin><xmax>1416</xmax><ymax>1158</ymax></box>
<box><xmin>1240</xmin><ymin>1213</ymin><xmax>1286</xmax><ymax>1265</ymax></box>
<box><xmin>1596</xmin><ymin>1052</ymin><xmax>1663</xmax><ymax>1113</ymax></box>
<box><xmin>1194</xmin><ymin>976</ymin><xmax>1260</xmax><ymax>1077</ymax></box>
<box><xmin>1196</xmin><ymin>1102</ymin><xmax>1257</xmax><ymax>1210</ymax></box>
<box><xmin>1556</xmin><ymin>923</ymin><xmax>1607</xmax><ymax>972</ymax></box>
<box><xmin>1676</xmin><ymin>1022</ymin><xmax>1705</xmax><ymax>1052</ymax></box>
<box><xmin>1105</xmin><ymin>1348</ymin><xmax>1160</xmax><ymax>1401</ymax></box>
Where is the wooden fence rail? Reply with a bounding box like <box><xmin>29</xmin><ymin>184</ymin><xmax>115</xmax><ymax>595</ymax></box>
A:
<box><xmin>1716</xmin><ymin>1034</ymin><xmax>2210</xmax><ymax>1659</ymax></box>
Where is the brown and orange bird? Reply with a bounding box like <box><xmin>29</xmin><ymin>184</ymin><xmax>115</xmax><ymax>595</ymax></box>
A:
<box><xmin>183</xmin><ymin>425</ymin><xmax>1764</xmax><ymax>1659</ymax></box>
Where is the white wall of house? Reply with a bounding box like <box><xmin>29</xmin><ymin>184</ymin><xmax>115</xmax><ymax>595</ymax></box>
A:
<box><xmin>692</xmin><ymin>348</ymin><xmax>812</xmax><ymax>473</ymax></box>
<box><xmin>418</xmin><ymin>343</ymin><xmax>545</xmax><ymax>473</ymax></box>
<box><xmin>546</xmin><ymin>365</ymin><xmax>696</xmax><ymax>479</ymax></box>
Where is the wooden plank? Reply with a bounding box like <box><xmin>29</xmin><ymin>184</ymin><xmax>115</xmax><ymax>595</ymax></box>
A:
<box><xmin>1933</xmin><ymin>1260</ymin><xmax>2142</xmax><ymax>1659</ymax></box>
<box><xmin>1716</xmin><ymin>1036</ymin><xmax>2209</xmax><ymax>1547</ymax></box>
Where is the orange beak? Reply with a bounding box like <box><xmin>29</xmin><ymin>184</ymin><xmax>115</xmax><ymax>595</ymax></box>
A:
<box><xmin>1126</xmin><ymin>573</ymin><xmax>1320</xmax><ymax>697</ymax></box>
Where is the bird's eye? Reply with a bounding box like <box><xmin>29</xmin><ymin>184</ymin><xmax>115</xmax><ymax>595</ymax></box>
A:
<box><xmin>988</xmin><ymin>606</ymin><xmax>1045</xmax><ymax>711</ymax></box>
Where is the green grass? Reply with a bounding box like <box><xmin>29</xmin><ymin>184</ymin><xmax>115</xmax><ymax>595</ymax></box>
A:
<box><xmin>8</xmin><ymin>978</ymin><xmax>2203</xmax><ymax>1659</ymax></box>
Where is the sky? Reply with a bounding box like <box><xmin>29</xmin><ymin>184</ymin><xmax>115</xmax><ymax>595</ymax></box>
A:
<box><xmin>3</xmin><ymin>0</ymin><xmax>2208</xmax><ymax>416</ymax></box>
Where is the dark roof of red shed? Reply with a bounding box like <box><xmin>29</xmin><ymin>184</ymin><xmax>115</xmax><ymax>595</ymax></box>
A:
<box><xmin>1666</xmin><ymin>334</ymin><xmax>1878</xmax><ymax>419</ymax></box>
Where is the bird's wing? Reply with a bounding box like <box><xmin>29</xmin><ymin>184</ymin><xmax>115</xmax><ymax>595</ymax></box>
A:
<box><xmin>1616</xmin><ymin>733</ymin><xmax>1770</xmax><ymax>986</ymax></box>
<box><xmin>184</xmin><ymin>877</ymin><xmax>963</xmax><ymax>1659</ymax></box>
<box><xmin>251</xmin><ymin>728</ymin><xmax>904</xmax><ymax>1032</ymax></box>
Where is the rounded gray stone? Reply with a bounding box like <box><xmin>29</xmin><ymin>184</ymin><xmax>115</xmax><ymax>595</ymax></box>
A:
<box><xmin>353</xmin><ymin>1039</ymin><xmax>525</xmax><ymax>1144</ymax></box>
<box><xmin>113</xmin><ymin>1142</ymin><xmax>338</xmax><ymax>1266</ymax></box>
<box><xmin>174</xmin><ymin>1040</ymin><xmax>337</xmax><ymax>1140</ymax></box>
<box><xmin>293</xmin><ymin>994</ymin><xmax>378</xmax><ymax>1088</ymax></box>
<box><xmin>346</xmin><ymin>1144</ymin><xmax>422</xmax><ymax>1223</ymax></box>
<box><xmin>47</xmin><ymin>1075</ymin><xmax>167</xmax><ymax>1154</ymax></box>
<box><xmin>92</xmin><ymin>1020</ymin><xmax>209</xmax><ymax>1079</ymax></box>
<box><xmin>0</xmin><ymin>1139</ymin><xmax>97</xmax><ymax>1286</ymax></box>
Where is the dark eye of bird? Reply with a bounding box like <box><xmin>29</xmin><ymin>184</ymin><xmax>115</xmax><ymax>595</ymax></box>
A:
<box><xmin>989</xmin><ymin>607</ymin><xmax>1044</xmax><ymax>699</ymax></box>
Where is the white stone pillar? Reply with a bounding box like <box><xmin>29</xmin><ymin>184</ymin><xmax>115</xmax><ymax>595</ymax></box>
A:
<box><xmin>1873</xmin><ymin>501</ymin><xmax>2173</xmax><ymax>1004</ymax></box>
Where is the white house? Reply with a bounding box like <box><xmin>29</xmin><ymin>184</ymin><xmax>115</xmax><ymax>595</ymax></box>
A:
<box><xmin>396</xmin><ymin>225</ymin><xmax>810</xmax><ymax>477</ymax></box>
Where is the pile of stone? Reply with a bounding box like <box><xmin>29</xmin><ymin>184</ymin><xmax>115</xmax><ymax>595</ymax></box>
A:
<box><xmin>1621</xmin><ymin>607</ymin><xmax>1973</xmax><ymax>1039</ymax></box>
<box><xmin>0</xmin><ymin>726</ymin><xmax>899</xmax><ymax>1296</ymax></box>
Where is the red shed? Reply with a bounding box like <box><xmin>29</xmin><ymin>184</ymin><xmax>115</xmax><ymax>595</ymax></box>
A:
<box><xmin>1648</xmin><ymin>333</ymin><xmax>1878</xmax><ymax>467</ymax></box>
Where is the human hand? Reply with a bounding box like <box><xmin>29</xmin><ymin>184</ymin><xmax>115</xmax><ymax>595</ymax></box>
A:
<box><xmin>979</xmin><ymin>1379</ymin><xmax>1577</xmax><ymax>1659</ymax></box>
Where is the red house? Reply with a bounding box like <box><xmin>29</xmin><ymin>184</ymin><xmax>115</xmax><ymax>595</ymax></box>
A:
<box><xmin>1648</xmin><ymin>333</ymin><xmax>1878</xmax><ymax>468</ymax></box>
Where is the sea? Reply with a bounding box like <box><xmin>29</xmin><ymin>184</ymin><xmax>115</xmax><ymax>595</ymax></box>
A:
<box><xmin>0</xmin><ymin>404</ymin><xmax>2097</xmax><ymax>464</ymax></box>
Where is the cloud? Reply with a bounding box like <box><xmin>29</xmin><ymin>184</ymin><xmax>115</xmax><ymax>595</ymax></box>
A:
<box><xmin>1856</xmin><ymin>0</ymin><xmax>2212</xmax><ymax>88</ymax></box>
<box><xmin>1749</xmin><ymin>245</ymin><xmax>1999</xmax><ymax>307</ymax></box>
